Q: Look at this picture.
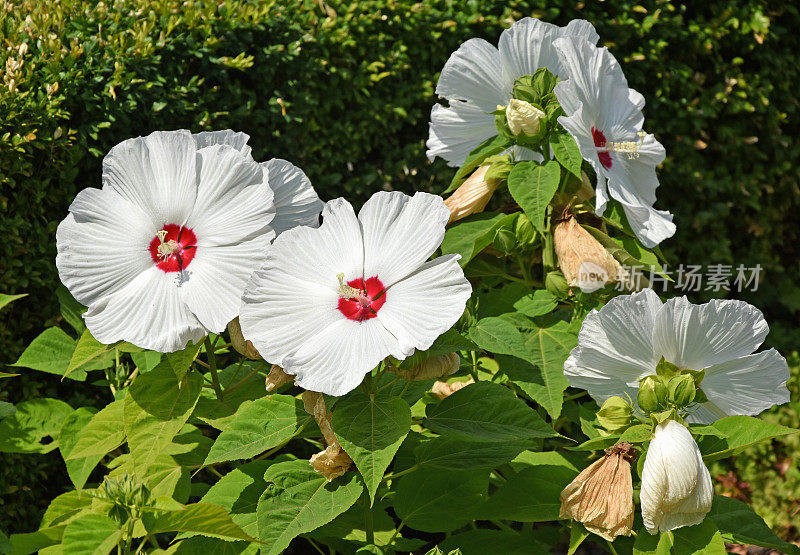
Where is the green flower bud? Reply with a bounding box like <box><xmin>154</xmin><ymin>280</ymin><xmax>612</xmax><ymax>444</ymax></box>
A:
<box><xmin>515</xmin><ymin>213</ymin><xmax>537</xmax><ymax>246</ymax></box>
<box><xmin>545</xmin><ymin>271</ymin><xmax>570</xmax><ymax>298</ymax></box>
<box><xmin>493</xmin><ymin>228</ymin><xmax>517</xmax><ymax>253</ymax></box>
<box><xmin>667</xmin><ymin>374</ymin><xmax>697</xmax><ymax>407</ymax></box>
<box><xmin>597</xmin><ymin>396</ymin><xmax>633</xmax><ymax>434</ymax></box>
<box><xmin>637</xmin><ymin>375</ymin><xmax>667</xmax><ymax>413</ymax></box>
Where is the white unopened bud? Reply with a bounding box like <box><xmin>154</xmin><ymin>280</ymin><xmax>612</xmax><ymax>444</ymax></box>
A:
<box><xmin>506</xmin><ymin>98</ymin><xmax>545</xmax><ymax>137</ymax></box>
<box><xmin>444</xmin><ymin>165</ymin><xmax>499</xmax><ymax>224</ymax></box>
<box><xmin>640</xmin><ymin>420</ymin><xmax>713</xmax><ymax>534</ymax></box>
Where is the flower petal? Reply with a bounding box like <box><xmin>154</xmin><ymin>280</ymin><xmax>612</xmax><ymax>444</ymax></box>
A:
<box><xmin>426</xmin><ymin>102</ymin><xmax>499</xmax><ymax>167</ymax></box>
<box><xmin>192</xmin><ymin>129</ymin><xmax>252</xmax><ymax>158</ymax></box>
<box><xmin>498</xmin><ymin>18</ymin><xmax>561</xmax><ymax>81</ymax></box>
<box><xmin>376</xmin><ymin>254</ymin><xmax>472</xmax><ymax>356</ymax></box>
<box><xmin>187</xmin><ymin>144</ymin><xmax>275</xmax><ymax>246</ymax></box>
<box><xmin>82</xmin><ymin>267</ymin><xmax>207</xmax><ymax>352</ymax></box>
<box><xmin>653</xmin><ymin>297</ymin><xmax>769</xmax><ymax>370</ymax></box>
<box><xmin>103</xmin><ymin>130</ymin><xmax>198</xmax><ymax>226</ymax></box>
<box><xmin>56</xmin><ymin>188</ymin><xmax>155</xmax><ymax>307</ymax></box>
<box><xmin>435</xmin><ymin>38</ymin><xmax>511</xmax><ymax>111</ymax></box>
<box><xmin>700</xmin><ymin>349</ymin><xmax>791</xmax><ymax>418</ymax></box>
<box><xmin>360</xmin><ymin>192</ymin><xmax>451</xmax><ymax>286</ymax></box>
<box><xmin>263</xmin><ymin>159</ymin><xmax>325</xmax><ymax>235</ymax></box>
<box><xmin>564</xmin><ymin>289</ymin><xmax>662</xmax><ymax>402</ymax></box>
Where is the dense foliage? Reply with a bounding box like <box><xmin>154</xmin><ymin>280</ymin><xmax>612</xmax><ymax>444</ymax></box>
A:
<box><xmin>1</xmin><ymin>0</ymin><xmax>798</xmax><ymax>550</ymax></box>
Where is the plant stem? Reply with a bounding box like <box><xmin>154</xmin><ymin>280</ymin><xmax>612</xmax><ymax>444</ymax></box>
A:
<box><xmin>382</xmin><ymin>464</ymin><xmax>420</xmax><ymax>483</ymax></box>
<box><xmin>204</xmin><ymin>336</ymin><xmax>223</xmax><ymax>400</ymax></box>
<box><xmin>387</xmin><ymin>521</ymin><xmax>405</xmax><ymax>546</ymax></box>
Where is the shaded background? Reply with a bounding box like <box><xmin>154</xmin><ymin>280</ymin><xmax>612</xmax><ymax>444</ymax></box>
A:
<box><xmin>1</xmin><ymin>0</ymin><xmax>798</xmax><ymax>540</ymax></box>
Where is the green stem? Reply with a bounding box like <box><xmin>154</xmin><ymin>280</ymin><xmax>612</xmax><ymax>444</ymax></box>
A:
<box><xmin>516</xmin><ymin>254</ymin><xmax>533</xmax><ymax>283</ymax></box>
<box><xmin>386</xmin><ymin>521</ymin><xmax>405</xmax><ymax>547</ymax></box>
<box><xmin>204</xmin><ymin>336</ymin><xmax>223</xmax><ymax>400</ymax></box>
<box><xmin>382</xmin><ymin>464</ymin><xmax>420</xmax><ymax>483</ymax></box>
<box><xmin>376</xmin><ymin>375</ymin><xmax>401</xmax><ymax>392</ymax></box>
<box><xmin>491</xmin><ymin>520</ymin><xmax>517</xmax><ymax>534</ymax></box>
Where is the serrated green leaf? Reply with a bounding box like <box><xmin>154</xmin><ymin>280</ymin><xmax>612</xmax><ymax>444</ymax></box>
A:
<box><xmin>619</xmin><ymin>424</ymin><xmax>653</xmax><ymax>444</ymax></box>
<box><xmin>633</xmin><ymin>530</ymin><xmax>673</xmax><ymax>555</ymax></box>
<box><xmin>332</xmin><ymin>391</ymin><xmax>411</xmax><ymax>504</ymax></box>
<box><xmin>445</xmin><ymin>135</ymin><xmax>513</xmax><ymax>193</ymax></box>
<box><xmin>424</xmin><ymin>381</ymin><xmax>557</xmax><ymax>442</ymax></box>
<box><xmin>441</xmin><ymin>212</ymin><xmax>518</xmax><ymax>266</ymax></box>
<box><xmin>497</xmin><ymin>354</ymin><xmax>568</xmax><ymax>421</ymax></box>
<box><xmin>507</xmin><ymin>160</ymin><xmax>560</xmax><ymax>233</ymax></box>
<box><xmin>204</xmin><ymin>395</ymin><xmax>311</xmax><ymax>465</ymax></box>
<box><xmin>10</xmin><ymin>327</ymin><xmax>87</xmax><ymax>381</ymax></box>
<box><xmin>697</xmin><ymin>416</ymin><xmax>798</xmax><ymax>461</ymax></box>
<box><xmin>0</xmin><ymin>401</ymin><xmax>15</xmax><ymax>420</ymax></box>
<box><xmin>468</xmin><ymin>317</ymin><xmax>527</xmax><ymax>359</ymax></box>
<box><xmin>414</xmin><ymin>436</ymin><xmax>532</xmax><ymax>470</ymax></box>
<box><xmin>41</xmin><ymin>490</ymin><xmax>94</xmax><ymax>528</ymax></box>
<box><xmin>149</xmin><ymin>503</ymin><xmax>258</xmax><ymax>542</ymax></box>
<box><xmin>706</xmin><ymin>495</ymin><xmax>800</xmax><ymax>554</ymax></box>
<box><xmin>671</xmin><ymin>520</ymin><xmax>725</xmax><ymax>555</ymax></box>
<box><xmin>59</xmin><ymin>407</ymin><xmax>103</xmax><ymax>489</ymax></box>
<box><xmin>520</xmin><ymin>319</ymin><xmax>578</xmax><ymax>419</ymax></box>
<box><xmin>476</xmin><ymin>464</ymin><xmax>577</xmax><ymax>522</ymax></box>
<box><xmin>66</xmin><ymin>399</ymin><xmax>125</xmax><ymax>460</ymax></box>
<box><xmin>199</xmin><ymin>460</ymin><xmax>273</xmax><ymax>538</ymax></box>
<box><xmin>56</xmin><ymin>287</ymin><xmax>87</xmax><ymax>334</ymax></box>
<box><xmin>62</xmin><ymin>514</ymin><xmax>122</xmax><ymax>555</ymax></box>
<box><xmin>0</xmin><ymin>398</ymin><xmax>73</xmax><ymax>454</ymax></box>
<box><xmin>9</xmin><ymin>525</ymin><xmax>66</xmax><ymax>555</ymax></box>
<box><xmin>65</xmin><ymin>329</ymin><xmax>113</xmax><ymax>380</ymax></box>
<box><xmin>256</xmin><ymin>460</ymin><xmax>363</xmax><ymax>554</ymax></box>
<box><xmin>550</xmin><ymin>130</ymin><xmax>583</xmax><ymax>178</ymax></box>
<box><xmin>0</xmin><ymin>293</ymin><xmax>26</xmax><ymax>312</ymax></box>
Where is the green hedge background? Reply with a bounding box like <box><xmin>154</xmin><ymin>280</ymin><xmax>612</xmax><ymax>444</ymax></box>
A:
<box><xmin>1</xmin><ymin>0</ymin><xmax>798</xmax><ymax>539</ymax></box>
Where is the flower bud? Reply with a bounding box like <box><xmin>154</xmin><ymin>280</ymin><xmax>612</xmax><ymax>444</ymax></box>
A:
<box><xmin>638</xmin><ymin>375</ymin><xmax>667</xmax><ymax>413</ymax></box>
<box><xmin>506</xmin><ymin>98</ymin><xmax>546</xmax><ymax>137</ymax></box>
<box><xmin>596</xmin><ymin>396</ymin><xmax>633</xmax><ymax>435</ymax></box>
<box><xmin>515</xmin><ymin>214</ymin><xmax>537</xmax><ymax>245</ymax></box>
<box><xmin>640</xmin><ymin>420</ymin><xmax>713</xmax><ymax>534</ymax></box>
<box><xmin>388</xmin><ymin>353</ymin><xmax>460</xmax><ymax>381</ymax></box>
<box><xmin>667</xmin><ymin>374</ymin><xmax>697</xmax><ymax>407</ymax></box>
<box><xmin>265</xmin><ymin>364</ymin><xmax>294</xmax><ymax>392</ymax></box>
<box><xmin>560</xmin><ymin>442</ymin><xmax>636</xmax><ymax>541</ymax></box>
<box><xmin>554</xmin><ymin>216</ymin><xmax>620</xmax><ymax>293</ymax></box>
<box><xmin>227</xmin><ymin>317</ymin><xmax>261</xmax><ymax>360</ymax></box>
<box><xmin>493</xmin><ymin>228</ymin><xmax>517</xmax><ymax>253</ymax></box>
<box><xmin>302</xmin><ymin>390</ymin><xmax>353</xmax><ymax>481</ymax></box>
<box><xmin>545</xmin><ymin>271</ymin><xmax>570</xmax><ymax>298</ymax></box>
<box><xmin>431</xmin><ymin>378</ymin><xmax>474</xmax><ymax>400</ymax></box>
<box><xmin>444</xmin><ymin>165</ymin><xmax>499</xmax><ymax>224</ymax></box>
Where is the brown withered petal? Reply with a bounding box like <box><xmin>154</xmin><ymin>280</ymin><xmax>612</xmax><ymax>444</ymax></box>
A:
<box><xmin>265</xmin><ymin>364</ymin><xmax>294</xmax><ymax>392</ymax></box>
<box><xmin>444</xmin><ymin>165</ymin><xmax>499</xmax><ymax>224</ymax></box>
<box><xmin>388</xmin><ymin>352</ymin><xmax>460</xmax><ymax>381</ymax></box>
<box><xmin>431</xmin><ymin>378</ymin><xmax>474</xmax><ymax>400</ymax></box>
<box><xmin>302</xmin><ymin>390</ymin><xmax>354</xmax><ymax>481</ymax></box>
<box><xmin>227</xmin><ymin>317</ymin><xmax>262</xmax><ymax>360</ymax></box>
<box><xmin>553</xmin><ymin>216</ymin><xmax>620</xmax><ymax>289</ymax></box>
<box><xmin>559</xmin><ymin>442</ymin><xmax>636</xmax><ymax>541</ymax></box>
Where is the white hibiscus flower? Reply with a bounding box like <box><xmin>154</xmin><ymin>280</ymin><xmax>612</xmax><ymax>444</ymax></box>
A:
<box><xmin>553</xmin><ymin>35</ymin><xmax>675</xmax><ymax>248</ymax></box>
<box><xmin>564</xmin><ymin>289</ymin><xmax>790</xmax><ymax>424</ymax></box>
<box><xmin>426</xmin><ymin>18</ymin><xmax>599</xmax><ymax>167</ymax></box>
<box><xmin>56</xmin><ymin>129</ymin><xmax>322</xmax><ymax>353</ymax></box>
<box><xmin>640</xmin><ymin>419</ymin><xmax>714</xmax><ymax>533</ymax></box>
<box><xmin>239</xmin><ymin>191</ymin><xmax>473</xmax><ymax>396</ymax></box>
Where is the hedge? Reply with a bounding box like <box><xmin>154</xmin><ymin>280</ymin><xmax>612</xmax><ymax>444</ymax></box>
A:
<box><xmin>1</xmin><ymin>0</ymin><xmax>798</xmax><ymax>532</ymax></box>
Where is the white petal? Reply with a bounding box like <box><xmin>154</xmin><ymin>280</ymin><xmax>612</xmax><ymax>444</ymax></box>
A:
<box><xmin>83</xmin><ymin>267</ymin><xmax>207</xmax><ymax>352</ymax></box>
<box><xmin>187</xmin><ymin>144</ymin><xmax>275</xmax><ymax>246</ymax></box>
<box><xmin>192</xmin><ymin>130</ymin><xmax>252</xmax><ymax>158</ymax></box>
<box><xmin>288</xmin><ymin>318</ymin><xmax>399</xmax><ymax>396</ymax></box>
<box><xmin>640</xmin><ymin>420</ymin><xmax>713</xmax><ymax>533</ymax></box>
<box><xmin>653</xmin><ymin>297</ymin><xmax>768</xmax><ymax>370</ymax></box>
<box><xmin>436</xmin><ymin>38</ymin><xmax>512</xmax><ymax>111</ymax></box>
<box><xmin>564</xmin><ymin>290</ymin><xmax>662</xmax><ymax>402</ymax></box>
<box><xmin>700</xmin><ymin>349</ymin><xmax>791</xmax><ymax>418</ymax></box>
<box><xmin>56</xmin><ymin>188</ymin><xmax>156</xmax><ymax>307</ymax></box>
<box><xmin>563</xmin><ymin>19</ymin><xmax>600</xmax><ymax>45</ymax></box>
<box><xmin>684</xmin><ymin>401</ymin><xmax>729</xmax><ymax>425</ymax></box>
<box><xmin>263</xmin><ymin>159</ymin><xmax>324</xmax><ymax>235</ymax></box>
<box><xmin>426</xmin><ymin>102</ymin><xmax>499</xmax><ymax>167</ymax></box>
<box><xmin>498</xmin><ymin>18</ymin><xmax>561</xmax><ymax>81</ymax></box>
<box><xmin>180</xmin><ymin>234</ymin><xmax>272</xmax><ymax>333</ymax></box>
<box><xmin>360</xmin><ymin>192</ymin><xmax>451</xmax><ymax>286</ymax></box>
<box><xmin>102</xmin><ymin>130</ymin><xmax>198</xmax><ymax>226</ymax></box>
<box><xmin>509</xmin><ymin>145</ymin><xmax>545</xmax><ymax>163</ymax></box>
<box><xmin>376</xmin><ymin>255</ymin><xmax>472</xmax><ymax>356</ymax></box>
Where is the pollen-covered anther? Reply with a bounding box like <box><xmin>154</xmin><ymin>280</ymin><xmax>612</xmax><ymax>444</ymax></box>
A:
<box><xmin>155</xmin><ymin>230</ymin><xmax>181</xmax><ymax>260</ymax></box>
<box><xmin>337</xmin><ymin>273</ymin><xmax>368</xmax><ymax>302</ymax></box>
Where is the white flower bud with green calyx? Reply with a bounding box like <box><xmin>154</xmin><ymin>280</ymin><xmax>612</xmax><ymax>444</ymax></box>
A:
<box><xmin>506</xmin><ymin>98</ymin><xmax>546</xmax><ymax>137</ymax></box>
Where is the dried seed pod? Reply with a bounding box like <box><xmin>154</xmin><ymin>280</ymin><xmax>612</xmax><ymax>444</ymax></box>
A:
<box><xmin>227</xmin><ymin>316</ymin><xmax>261</xmax><ymax>360</ymax></box>
<box><xmin>265</xmin><ymin>364</ymin><xmax>294</xmax><ymax>392</ymax></box>
<box><xmin>302</xmin><ymin>390</ymin><xmax>353</xmax><ymax>481</ymax></box>
<box><xmin>559</xmin><ymin>442</ymin><xmax>636</xmax><ymax>541</ymax></box>
<box><xmin>554</xmin><ymin>215</ymin><xmax>620</xmax><ymax>293</ymax></box>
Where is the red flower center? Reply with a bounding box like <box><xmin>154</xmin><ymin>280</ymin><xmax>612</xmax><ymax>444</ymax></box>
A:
<box><xmin>337</xmin><ymin>276</ymin><xmax>386</xmax><ymax>322</ymax></box>
<box><xmin>148</xmin><ymin>224</ymin><xmax>197</xmax><ymax>273</ymax></box>
<box><xmin>592</xmin><ymin>126</ymin><xmax>613</xmax><ymax>169</ymax></box>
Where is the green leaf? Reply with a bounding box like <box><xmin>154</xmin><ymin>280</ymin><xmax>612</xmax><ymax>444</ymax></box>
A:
<box><xmin>204</xmin><ymin>395</ymin><xmax>311</xmax><ymax>465</ymax></box>
<box><xmin>124</xmin><ymin>361</ymin><xmax>203</xmax><ymax>476</ymax></box>
<box><xmin>0</xmin><ymin>401</ymin><xmax>15</xmax><ymax>420</ymax></box>
<box><xmin>520</xmin><ymin>319</ymin><xmax>578</xmax><ymax>419</ymax></box>
<box><xmin>468</xmin><ymin>317</ymin><xmax>527</xmax><ymax>359</ymax></box>
<box><xmin>697</xmin><ymin>416</ymin><xmax>798</xmax><ymax>461</ymax></box>
<box><xmin>477</xmin><ymin>284</ymin><xmax>557</xmax><ymax>320</ymax></box>
<box><xmin>414</xmin><ymin>436</ymin><xmax>532</xmax><ymax>470</ymax></box>
<box><xmin>167</xmin><ymin>341</ymin><xmax>204</xmax><ymax>380</ymax></box>
<box><xmin>62</xmin><ymin>514</ymin><xmax>122</xmax><ymax>555</ymax></box>
<box><xmin>445</xmin><ymin>135</ymin><xmax>513</xmax><ymax>193</ymax></box>
<box><xmin>0</xmin><ymin>530</ymin><xmax>10</xmax><ymax>554</ymax></box>
<box><xmin>130</xmin><ymin>351</ymin><xmax>162</xmax><ymax>374</ymax></box>
<box><xmin>66</xmin><ymin>399</ymin><xmax>125</xmax><ymax>460</ymax></box>
<box><xmin>425</xmin><ymin>381</ymin><xmax>556</xmax><ymax>442</ymax></box>
<box><xmin>65</xmin><ymin>329</ymin><xmax>113</xmax><ymax>380</ymax></box>
<box><xmin>10</xmin><ymin>327</ymin><xmax>87</xmax><ymax>381</ymax></box>
<box><xmin>8</xmin><ymin>525</ymin><xmax>66</xmax><ymax>555</ymax></box>
<box><xmin>507</xmin><ymin>160</ymin><xmax>560</xmax><ymax>233</ymax></box>
<box><xmin>199</xmin><ymin>460</ymin><xmax>273</xmax><ymax>538</ymax></box>
<box><xmin>41</xmin><ymin>490</ymin><xmax>94</xmax><ymax>528</ymax></box>
<box><xmin>394</xmin><ymin>328</ymin><xmax>477</xmax><ymax>370</ymax></box>
<box><xmin>56</xmin><ymin>286</ymin><xmax>86</xmax><ymax>334</ymax></box>
<box><xmin>149</xmin><ymin>503</ymin><xmax>258</xmax><ymax>542</ymax></box>
<box><xmin>550</xmin><ymin>130</ymin><xmax>583</xmax><ymax>178</ymax></box>
<box><xmin>441</xmin><ymin>212</ymin><xmax>518</xmax><ymax>266</ymax></box>
<box><xmin>59</xmin><ymin>407</ymin><xmax>103</xmax><ymax>489</ymax></box>
<box><xmin>569</xmin><ymin>434</ymin><xmax>620</xmax><ymax>452</ymax></box>
<box><xmin>619</xmin><ymin>424</ymin><xmax>653</xmax><ymax>444</ymax></box>
<box><xmin>439</xmin><ymin>529</ymin><xmax>544</xmax><ymax>555</ymax></box>
<box><xmin>256</xmin><ymin>460</ymin><xmax>363</xmax><ymax>554</ymax></box>
<box><xmin>477</xmin><ymin>464</ymin><xmax>577</xmax><ymax>522</ymax></box>
<box><xmin>332</xmin><ymin>391</ymin><xmax>411</xmax><ymax>504</ymax></box>
<box><xmin>0</xmin><ymin>398</ymin><xmax>73</xmax><ymax>454</ymax></box>
<box><xmin>394</xmin><ymin>468</ymin><xmax>488</xmax><ymax>532</ymax></box>
<box><xmin>497</xmin><ymin>354</ymin><xmax>568</xmax><ymax>421</ymax></box>
<box><xmin>706</xmin><ymin>495</ymin><xmax>800</xmax><ymax>554</ymax></box>
<box><xmin>567</xmin><ymin>522</ymin><xmax>589</xmax><ymax>555</ymax></box>
<box><xmin>670</xmin><ymin>520</ymin><xmax>726</xmax><ymax>555</ymax></box>
<box><xmin>633</xmin><ymin>530</ymin><xmax>673</xmax><ymax>555</ymax></box>
<box><xmin>0</xmin><ymin>292</ymin><xmax>26</xmax><ymax>312</ymax></box>
<box><xmin>0</xmin><ymin>371</ymin><xmax>19</xmax><ymax>379</ymax></box>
